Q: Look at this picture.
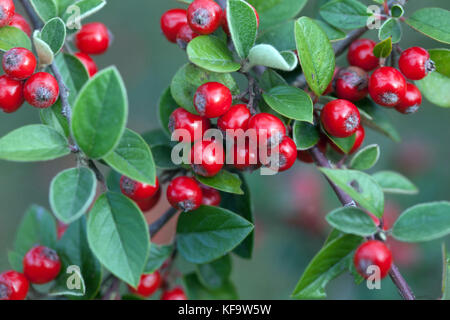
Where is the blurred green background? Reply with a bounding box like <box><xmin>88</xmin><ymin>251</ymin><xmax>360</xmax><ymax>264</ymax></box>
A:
<box><xmin>1</xmin><ymin>0</ymin><xmax>449</xmax><ymax>299</ymax></box>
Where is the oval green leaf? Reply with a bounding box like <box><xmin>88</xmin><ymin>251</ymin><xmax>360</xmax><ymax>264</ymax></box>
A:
<box><xmin>0</xmin><ymin>26</ymin><xmax>32</xmax><ymax>52</ymax></box>
<box><xmin>372</xmin><ymin>171</ymin><xmax>418</xmax><ymax>195</ymax></box>
<box><xmin>227</xmin><ymin>0</ymin><xmax>258</xmax><ymax>59</ymax></box>
<box><xmin>40</xmin><ymin>17</ymin><xmax>66</xmax><ymax>54</ymax></box>
<box><xmin>144</xmin><ymin>244</ymin><xmax>173</xmax><ymax>274</ymax></box>
<box><xmin>326</xmin><ymin>207</ymin><xmax>377</xmax><ymax>237</ymax></box>
<box><xmin>247</xmin><ymin>44</ymin><xmax>298</xmax><ymax>71</ymax></box>
<box><xmin>195</xmin><ymin>170</ymin><xmax>243</xmax><ymax>195</ymax></box>
<box><xmin>30</xmin><ymin>0</ymin><xmax>58</xmax><ymax>22</ymax></box>
<box><xmin>293</xmin><ymin>121</ymin><xmax>320</xmax><ymax>150</ymax></box>
<box><xmin>405</xmin><ymin>8</ymin><xmax>450</xmax><ymax>44</ymax></box>
<box><xmin>158</xmin><ymin>87</ymin><xmax>178</xmax><ymax>137</ymax></box>
<box><xmin>319</xmin><ymin>0</ymin><xmax>372</xmax><ymax>29</ymax></box>
<box><xmin>379</xmin><ymin>18</ymin><xmax>402</xmax><ymax>44</ymax></box>
<box><xmin>349</xmin><ymin>144</ymin><xmax>380</xmax><ymax>171</ymax></box>
<box><xmin>416</xmin><ymin>70</ymin><xmax>450</xmax><ymax>108</ymax></box>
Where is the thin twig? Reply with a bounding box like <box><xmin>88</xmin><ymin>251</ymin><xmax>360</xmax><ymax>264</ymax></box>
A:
<box><xmin>149</xmin><ymin>207</ymin><xmax>179</xmax><ymax>237</ymax></box>
<box><xmin>88</xmin><ymin>160</ymin><xmax>107</xmax><ymax>191</ymax></box>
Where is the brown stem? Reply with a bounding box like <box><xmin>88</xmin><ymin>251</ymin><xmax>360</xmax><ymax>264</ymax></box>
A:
<box><xmin>149</xmin><ymin>207</ymin><xmax>179</xmax><ymax>237</ymax></box>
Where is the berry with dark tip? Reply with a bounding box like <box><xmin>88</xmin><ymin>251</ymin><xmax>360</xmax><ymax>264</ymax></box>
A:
<box><xmin>335</xmin><ymin>66</ymin><xmax>369</xmax><ymax>102</ymax></box>
<box><xmin>399</xmin><ymin>47</ymin><xmax>435</xmax><ymax>81</ymax></box>
<box><xmin>262</xmin><ymin>136</ymin><xmax>297</xmax><ymax>172</ymax></box>
<box><xmin>395</xmin><ymin>83</ymin><xmax>422</xmax><ymax>115</ymax></box>
<box><xmin>166</xmin><ymin>176</ymin><xmax>203</xmax><ymax>212</ymax></box>
<box><xmin>369</xmin><ymin>67</ymin><xmax>406</xmax><ymax>107</ymax></box>
<box><xmin>0</xmin><ymin>75</ymin><xmax>24</xmax><ymax>113</ymax></box>
<box><xmin>0</xmin><ymin>270</ymin><xmax>28</xmax><ymax>300</ymax></box>
<box><xmin>160</xmin><ymin>8</ymin><xmax>187</xmax><ymax>43</ymax></box>
<box><xmin>321</xmin><ymin>99</ymin><xmax>361</xmax><ymax>138</ymax></box>
<box><xmin>120</xmin><ymin>176</ymin><xmax>160</xmax><ymax>202</ymax></box>
<box><xmin>23</xmin><ymin>72</ymin><xmax>60</xmax><ymax>109</ymax></box>
<box><xmin>2</xmin><ymin>47</ymin><xmax>36</xmax><ymax>80</ymax></box>
<box><xmin>23</xmin><ymin>245</ymin><xmax>61</xmax><ymax>284</ymax></box>
<box><xmin>194</xmin><ymin>82</ymin><xmax>232</xmax><ymax>118</ymax></box>
<box><xmin>190</xmin><ymin>140</ymin><xmax>224</xmax><ymax>177</ymax></box>
<box><xmin>168</xmin><ymin>107</ymin><xmax>211</xmax><ymax>142</ymax></box>
<box><xmin>354</xmin><ymin>240</ymin><xmax>392</xmax><ymax>279</ymax></box>
<box><xmin>347</xmin><ymin>38</ymin><xmax>379</xmax><ymax>71</ymax></box>
<box><xmin>187</xmin><ymin>0</ymin><xmax>223</xmax><ymax>35</ymax></box>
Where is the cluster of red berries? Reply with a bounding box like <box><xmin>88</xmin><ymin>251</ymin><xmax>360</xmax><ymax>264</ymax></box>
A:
<box><xmin>0</xmin><ymin>245</ymin><xmax>61</xmax><ymax>300</ymax></box>
<box><xmin>160</xmin><ymin>0</ymin><xmax>258</xmax><ymax>49</ymax></box>
<box><xmin>128</xmin><ymin>271</ymin><xmax>188</xmax><ymax>300</ymax></box>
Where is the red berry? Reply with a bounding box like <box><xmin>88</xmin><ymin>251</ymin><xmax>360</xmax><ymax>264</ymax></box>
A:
<box><xmin>200</xmin><ymin>184</ymin><xmax>221</xmax><ymax>206</ymax></box>
<box><xmin>2</xmin><ymin>47</ymin><xmax>36</xmax><ymax>80</ymax></box>
<box><xmin>399</xmin><ymin>47</ymin><xmax>435</xmax><ymax>81</ymax></box>
<box><xmin>161</xmin><ymin>287</ymin><xmax>188</xmax><ymax>300</ymax></box>
<box><xmin>297</xmin><ymin>137</ymin><xmax>327</xmax><ymax>164</ymax></box>
<box><xmin>194</xmin><ymin>82</ymin><xmax>232</xmax><ymax>118</ymax></box>
<box><xmin>369</xmin><ymin>67</ymin><xmax>406</xmax><ymax>107</ymax></box>
<box><xmin>190</xmin><ymin>140</ymin><xmax>224</xmax><ymax>177</ymax></box>
<box><xmin>176</xmin><ymin>24</ymin><xmax>199</xmax><ymax>49</ymax></box>
<box><xmin>217</xmin><ymin>104</ymin><xmax>251</xmax><ymax>133</ymax></box>
<box><xmin>262</xmin><ymin>136</ymin><xmax>297</xmax><ymax>172</ymax></box>
<box><xmin>335</xmin><ymin>66</ymin><xmax>369</xmax><ymax>102</ymax></box>
<box><xmin>74</xmin><ymin>52</ymin><xmax>98</xmax><ymax>77</ymax></box>
<box><xmin>0</xmin><ymin>0</ymin><xmax>14</xmax><ymax>27</ymax></box>
<box><xmin>0</xmin><ymin>271</ymin><xmax>28</xmax><ymax>300</ymax></box>
<box><xmin>347</xmin><ymin>38</ymin><xmax>379</xmax><ymax>71</ymax></box>
<box><xmin>354</xmin><ymin>240</ymin><xmax>392</xmax><ymax>279</ymax></box>
<box><xmin>232</xmin><ymin>138</ymin><xmax>260</xmax><ymax>171</ymax></box>
<box><xmin>168</xmin><ymin>107</ymin><xmax>211</xmax><ymax>142</ymax></box>
<box><xmin>136</xmin><ymin>188</ymin><xmax>161</xmax><ymax>212</ymax></box>
<box><xmin>247</xmin><ymin>113</ymin><xmax>286</xmax><ymax>148</ymax></box>
<box><xmin>23</xmin><ymin>245</ymin><xmax>61</xmax><ymax>284</ymax></box>
<box><xmin>222</xmin><ymin>4</ymin><xmax>259</xmax><ymax>36</ymax></box>
<box><xmin>395</xmin><ymin>82</ymin><xmax>422</xmax><ymax>115</ymax></box>
<box><xmin>0</xmin><ymin>75</ymin><xmax>24</xmax><ymax>113</ymax></box>
<box><xmin>8</xmin><ymin>13</ymin><xmax>31</xmax><ymax>36</ymax></box>
<box><xmin>160</xmin><ymin>8</ymin><xmax>187</xmax><ymax>43</ymax></box>
<box><xmin>128</xmin><ymin>272</ymin><xmax>161</xmax><ymax>298</ymax></box>
<box><xmin>23</xmin><ymin>72</ymin><xmax>59</xmax><ymax>108</ymax></box>
<box><xmin>120</xmin><ymin>176</ymin><xmax>160</xmax><ymax>202</ymax></box>
<box><xmin>75</xmin><ymin>22</ymin><xmax>110</xmax><ymax>55</ymax></box>
<box><xmin>187</xmin><ymin>0</ymin><xmax>223</xmax><ymax>35</ymax></box>
<box><xmin>166</xmin><ymin>176</ymin><xmax>203</xmax><ymax>212</ymax></box>
<box><xmin>321</xmin><ymin>99</ymin><xmax>360</xmax><ymax>138</ymax></box>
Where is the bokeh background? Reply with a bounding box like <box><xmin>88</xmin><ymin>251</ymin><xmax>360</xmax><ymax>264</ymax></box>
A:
<box><xmin>1</xmin><ymin>0</ymin><xmax>449</xmax><ymax>299</ymax></box>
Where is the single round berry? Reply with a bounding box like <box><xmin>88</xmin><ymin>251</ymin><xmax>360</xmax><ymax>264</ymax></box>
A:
<box><xmin>166</xmin><ymin>176</ymin><xmax>203</xmax><ymax>212</ymax></box>
<box><xmin>262</xmin><ymin>136</ymin><xmax>297</xmax><ymax>172</ymax></box>
<box><xmin>160</xmin><ymin>8</ymin><xmax>187</xmax><ymax>43</ymax></box>
<box><xmin>190</xmin><ymin>140</ymin><xmax>224</xmax><ymax>177</ymax></box>
<box><xmin>335</xmin><ymin>66</ymin><xmax>369</xmax><ymax>102</ymax></box>
<box><xmin>247</xmin><ymin>113</ymin><xmax>286</xmax><ymax>148</ymax></box>
<box><xmin>369</xmin><ymin>67</ymin><xmax>406</xmax><ymax>107</ymax></box>
<box><xmin>2</xmin><ymin>47</ymin><xmax>37</xmax><ymax>80</ymax></box>
<box><xmin>8</xmin><ymin>13</ymin><xmax>31</xmax><ymax>36</ymax></box>
<box><xmin>217</xmin><ymin>104</ymin><xmax>251</xmax><ymax>133</ymax></box>
<box><xmin>168</xmin><ymin>107</ymin><xmax>211</xmax><ymax>143</ymax></box>
<box><xmin>222</xmin><ymin>4</ymin><xmax>259</xmax><ymax>36</ymax></box>
<box><xmin>399</xmin><ymin>47</ymin><xmax>435</xmax><ymax>81</ymax></box>
<box><xmin>347</xmin><ymin>38</ymin><xmax>379</xmax><ymax>71</ymax></box>
<box><xmin>0</xmin><ymin>271</ymin><xmax>28</xmax><ymax>300</ymax></box>
<box><xmin>75</xmin><ymin>22</ymin><xmax>110</xmax><ymax>55</ymax></box>
<box><xmin>321</xmin><ymin>99</ymin><xmax>360</xmax><ymax>138</ymax></box>
<box><xmin>75</xmin><ymin>52</ymin><xmax>98</xmax><ymax>77</ymax></box>
<box><xmin>23</xmin><ymin>72</ymin><xmax>60</xmax><ymax>108</ymax></box>
<box><xmin>297</xmin><ymin>137</ymin><xmax>327</xmax><ymax>164</ymax></box>
<box><xmin>136</xmin><ymin>188</ymin><xmax>161</xmax><ymax>212</ymax></box>
<box><xmin>23</xmin><ymin>245</ymin><xmax>61</xmax><ymax>284</ymax></box>
<box><xmin>395</xmin><ymin>83</ymin><xmax>422</xmax><ymax>115</ymax></box>
<box><xmin>200</xmin><ymin>184</ymin><xmax>221</xmax><ymax>206</ymax></box>
<box><xmin>128</xmin><ymin>272</ymin><xmax>161</xmax><ymax>298</ymax></box>
<box><xmin>232</xmin><ymin>138</ymin><xmax>260</xmax><ymax>171</ymax></box>
<box><xmin>194</xmin><ymin>82</ymin><xmax>232</xmax><ymax>118</ymax></box>
<box><xmin>176</xmin><ymin>24</ymin><xmax>199</xmax><ymax>49</ymax></box>
<box><xmin>161</xmin><ymin>287</ymin><xmax>188</xmax><ymax>300</ymax></box>
<box><xmin>0</xmin><ymin>0</ymin><xmax>14</xmax><ymax>27</ymax></box>
<box><xmin>187</xmin><ymin>0</ymin><xmax>223</xmax><ymax>35</ymax></box>
<box><xmin>354</xmin><ymin>240</ymin><xmax>392</xmax><ymax>279</ymax></box>
<box><xmin>0</xmin><ymin>75</ymin><xmax>24</xmax><ymax>113</ymax></box>
<box><xmin>120</xmin><ymin>176</ymin><xmax>160</xmax><ymax>202</ymax></box>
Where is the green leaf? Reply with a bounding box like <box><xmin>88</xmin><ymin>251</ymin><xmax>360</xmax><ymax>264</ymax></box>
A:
<box><xmin>195</xmin><ymin>170</ymin><xmax>243</xmax><ymax>195</ymax></box>
<box><xmin>51</xmin><ymin>217</ymin><xmax>102</xmax><ymax>299</ymax></box>
<box><xmin>40</xmin><ymin>17</ymin><xmax>66</xmax><ymax>54</ymax></box>
<box><xmin>227</xmin><ymin>0</ymin><xmax>258</xmax><ymax>59</ymax></box>
<box><xmin>103</xmin><ymin>129</ymin><xmax>156</xmax><ymax>186</ymax></box>
<box><xmin>142</xmin><ymin>129</ymin><xmax>171</xmax><ymax>148</ymax></box>
<box><xmin>326</xmin><ymin>207</ymin><xmax>377</xmax><ymax>237</ymax></box>
<box><xmin>416</xmin><ymin>69</ymin><xmax>450</xmax><ymax>108</ymax></box>
<box><xmin>30</xmin><ymin>0</ymin><xmax>58</xmax><ymax>22</ymax></box>
<box><xmin>158</xmin><ymin>87</ymin><xmax>178</xmax><ymax>137</ymax></box>
<box><xmin>197</xmin><ymin>255</ymin><xmax>232</xmax><ymax>290</ymax></box>
<box><xmin>144</xmin><ymin>244</ymin><xmax>173</xmax><ymax>274</ymax></box>
<box><xmin>295</xmin><ymin>17</ymin><xmax>335</xmax><ymax>96</ymax></box>
<box><xmin>187</xmin><ymin>36</ymin><xmax>240</xmax><ymax>73</ymax></box>
<box><xmin>248</xmin><ymin>0</ymin><xmax>307</xmax><ymax>30</ymax></box>
<box><xmin>13</xmin><ymin>205</ymin><xmax>57</xmax><ymax>271</ymax></box>
<box><xmin>324</xmin><ymin>130</ymin><xmax>356</xmax><ymax>154</ymax></box>
<box><xmin>0</xmin><ymin>125</ymin><xmax>70</xmax><ymax>162</ymax></box>
<box><xmin>392</xmin><ymin>202</ymin><xmax>450</xmax><ymax>242</ymax></box>
<box><xmin>247</xmin><ymin>44</ymin><xmax>297</xmax><ymax>71</ymax></box>
<box><xmin>372</xmin><ymin>171</ymin><xmax>418</xmax><ymax>195</ymax></box>
<box><xmin>358</xmin><ymin>98</ymin><xmax>401</xmax><ymax>142</ymax></box>
<box><xmin>221</xmin><ymin>174</ymin><xmax>254</xmax><ymax>259</ymax></box>
<box><xmin>373</xmin><ymin>37</ymin><xmax>392</xmax><ymax>58</ymax></box>
<box><xmin>152</xmin><ymin>145</ymin><xmax>178</xmax><ymax>170</ymax></box>
<box><xmin>442</xmin><ymin>244</ymin><xmax>450</xmax><ymax>300</ymax></box>
<box><xmin>49</xmin><ymin>167</ymin><xmax>97</xmax><ymax>224</ymax></box>
<box><xmin>429</xmin><ymin>48</ymin><xmax>450</xmax><ymax>77</ymax></box>
<box><xmin>61</xmin><ymin>0</ymin><xmax>106</xmax><ymax>27</ymax></box>
<box><xmin>71</xmin><ymin>67</ymin><xmax>128</xmax><ymax>159</ymax></box>
<box><xmin>390</xmin><ymin>4</ymin><xmax>404</xmax><ymax>18</ymax></box>
<box><xmin>257</xmin><ymin>20</ymin><xmax>296</xmax><ymax>51</ymax></box>
<box><xmin>262</xmin><ymin>86</ymin><xmax>313</xmax><ymax>123</ymax></box>
<box><xmin>292</xmin><ymin>233</ymin><xmax>362</xmax><ymax>299</ymax></box>
<box><xmin>87</xmin><ymin>192</ymin><xmax>150</xmax><ymax>287</ymax></box>
<box><xmin>7</xmin><ymin>251</ymin><xmax>23</xmax><ymax>271</ymax></box>
<box><xmin>379</xmin><ymin>18</ymin><xmax>402</xmax><ymax>44</ymax></box>
<box><xmin>293</xmin><ymin>121</ymin><xmax>320</xmax><ymax>150</ymax></box>
<box><xmin>349</xmin><ymin>144</ymin><xmax>380</xmax><ymax>171</ymax></box>
<box><xmin>258</xmin><ymin>68</ymin><xmax>288</xmax><ymax>92</ymax></box>
<box><xmin>183</xmin><ymin>273</ymin><xmax>238</xmax><ymax>300</ymax></box>
<box><xmin>405</xmin><ymin>8</ymin><xmax>450</xmax><ymax>44</ymax></box>
<box><xmin>319</xmin><ymin>0</ymin><xmax>372</xmax><ymax>29</ymax></box>
<box><xmin>40</xmin><ymin>102</ymin><xmax>70</xmax><ymax>137</ymax></box>
<box><xmin>314</xmin><ymin>20</ymin><xmax>346</xmax><ymax>42</ymax></box>
<box><xmin>33</xmin><ymin>30</ymin><xmax>54</xmax><ymax>65</ymax></box>
<box><xmin>0</xmin><ymin>26</ymin><xmax>32</xmax><ymax>52</ymax></box>
<box><xmin>320</xmin><ymin>168</ymin><xmax>385</xmax><ymax>217</ymax></box>
<box><xmin>171</xmin><ymin>63</ymin><xmax>239</xmax><ymax>114</ymax></box>
<box><xmin>177</xmin><ymin>205</ymin><xmax>253</xmax><ymax>264</ymax></box>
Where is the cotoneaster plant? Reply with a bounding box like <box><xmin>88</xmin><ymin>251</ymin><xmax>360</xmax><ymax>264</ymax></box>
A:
<box><xmin>0</xmin><ymin>0</ymin><xmax>449</xmax><ymax>301</ymax></box>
